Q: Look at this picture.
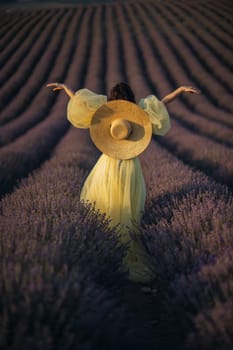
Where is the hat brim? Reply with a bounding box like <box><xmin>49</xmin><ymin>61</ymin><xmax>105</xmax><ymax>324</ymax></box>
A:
<box><xmin>90</xmin><ymin>100</ymin><xmax>152</xmax><ymax>160</ymax></box>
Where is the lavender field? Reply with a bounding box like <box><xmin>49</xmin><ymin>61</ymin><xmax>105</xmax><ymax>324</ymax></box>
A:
<box><xmin>0</xmin><ymin>0</ymin><xmax>233</xmax><ymax>349</ymax></box>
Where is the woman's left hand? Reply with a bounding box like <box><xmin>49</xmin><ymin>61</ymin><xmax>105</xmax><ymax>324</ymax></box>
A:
<box><xmin>46</xmin><ymin>82</ymin><xmax>65</xmax><ymax>91</ymax></box>
<box><xmin>181</xmin><ymin>86</ymin><xmax>201</xmax><ymax>94</ymax></box>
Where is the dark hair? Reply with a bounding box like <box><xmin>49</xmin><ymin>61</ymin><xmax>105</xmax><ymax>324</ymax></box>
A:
<box><xmin>108</xmin><ymin>82</ymin><xmax>136</xmax><ymax>103</ymax></box>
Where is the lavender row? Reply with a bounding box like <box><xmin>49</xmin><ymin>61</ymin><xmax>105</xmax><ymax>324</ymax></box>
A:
<box><xmin>0</xmin><ymin>11</ymin><xmax>24</xmax><ymax>40</ymax></box>
<box><xmin>0</xmin><ymin>11</ymin><xmax>45</xmax><ymax>70</ymax></box>
<box><xmin>0</xmin><ymin>97</ymin><xmax>69</xmax><ymax>198</ymax></box>
<box><xmin>147</xmin><ymin>4</ymin><xmax>232</xmax><ymax>136</ymax></box>
<box><xmin>0</xmin><ymin>6</ymin><xmax>112</xmax><ymax>197</ymax></box>
<box><xmin>105</xmin><ymin>5</ymin><xmax>126</xmax><ymax>90</ymax></box>
<box><xmin>173</xmin><ymin>3</ymin><xmax>232</xmax><ymax>66</ymax></box>
<box><xmin>0</xmin><ymin>10</ymin><xmax>36</xmax><ymax>52</ymax></box>
<box><xmin>114</xmin><ymin>5</ymin><xmax>152</xmax><ymax>99</ymax></box>
<box><xmin>161</xmin><ymin>118</ymin><xmax>233</xmax><ymax>189</ymax></box>
<box><xmin>47</xmin><ymin>5</ymin><xmax>108</xmax><ymax>98</ymax></box>
<box><xmin>60</xmin><ymin>7</ymin><xmax>96</xmax><ymax>90</ymax></box>
<box><xmin>0</xmin><ymin>9</ymin><xmax>84</xmax><ymax>144</ymax></box>
<box><xmin>0</xmin><ymin>11</ymin><xmax>17</xmax><ymax>36</ymax></box>
<box><xmin>133</xmin><ymin>2</ymin><xmax>233</xmax><ymax>129</ymax></box>
<box><xmin>164</xmin><ymin>249</ymin><xmax>233</xmax><ymax>350</ymax></box>
<box><xmin>0</xmin><ymin>6</ymin><xmax>93</xmax><ymax>132</ymax></box>
<box><xmin>125</xmin><ymin>3</ymin><xmax>233</xmax><ymax>147</ymax></box>
<box><xmin>0</xmin><ymin>14</ymin><xmax>147</xmax><ymax>338</ymax></box>
<box><xmin>45</xmin><ymin>5</ymin><xmax>108</xmax><ymax>100</ymax></box>
<box><xmin>147</xmin><ymin>3</ymin><xmax>233</xmax><ymax>117</ymax></box>
<box><xmin>0</xmin><ymin>9</ymin><xmax>43</xmax><ymax>57</ymax></box>
<box><xmin>123</xmin><ymin>2</ymin><xmax>233</xmax><ymax>187</ymax></box>
<box><xmin>141</xmin><ymin>140</ymin><xmax>232</xmax><ymax>282</ymax></box>
<box><xmin>177</xmin><ymin>2</ymin><xmax>233</xmax><ymax>56</ymax></box>
<box><xmin>82</xmin><ymin>6</ymin><xmax>106</xmax><ymax>92</ymax></box>
<box><xmin>0</xmin><ymin>9</ymin><xmax>68</xmax><ymax>122</ymax></box>
<box><xmin>0</xmin><ymin>10</ymin><xmax>53</xmax><ymax>88</ymax></box>
<box><xmin>0</xmin><ymin>125</ymin><xmax>151</xmax><ymax>349</ymax></box>
<box><xmin>139</xmin><ymin>140</ymin><xmax>233</xmax><ymax>350</ymax></box>
<box><xmin>163</xmin><ymin>3</ymin><xmax>233</xmax><ymax>97</ymax></box>
<box><xmin>204</xmin><ymin>0</ymin><xmax>233</xmax><ymax>28</ymax></box>
<box><xmin>114</xmin><ymin>3</ymin><xmax>233</xmax><ymax>189</ymax></box>
<box><xmin>115</xmin><ymin>3</ymin><xmax>171</xmax><ymax>97</ymax></box>
<box><xmin>140</xmin><ymin>0</ymin><xmax>233</xmax><ymax>122</ymax></box>
<box><xmin>0</xmin><ymin>1</ymin><xmax>109</xmax><ymax>196</ymax></box>
<box><xmin>2</xmin><ymin>118</ymin><xmax>231</xmax><ymax>349</ymax></box>
<box><xmin>0</xmin><ymin>128</ymin><xmax>100</xmax><ymax>284</ymax></box>
<box><xmin>105</xmin><ymin>1</ymin><xmax>233</xmax><ymax>217</ymax></box>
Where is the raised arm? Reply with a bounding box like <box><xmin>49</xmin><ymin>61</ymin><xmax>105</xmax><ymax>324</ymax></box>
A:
<box><xmin>161</xmin><ymin>86</ymin><xmax>200</xmax><ymax>105</ymax></box>
<box><xmin>46</xmin><ymin>82</ymin><xmax>75</xmax><ymax>98</ymax></box>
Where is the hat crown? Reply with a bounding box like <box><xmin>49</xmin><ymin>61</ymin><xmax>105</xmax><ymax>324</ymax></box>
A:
<box><xmin>110</xmin><ymin>118</ymin><xmax>132</xmax><ymax>140</ymax></box>
<box><xmin>90</xmin><ymin>100</ymin><xmax>152</xmax><ymax>160</ymax></box>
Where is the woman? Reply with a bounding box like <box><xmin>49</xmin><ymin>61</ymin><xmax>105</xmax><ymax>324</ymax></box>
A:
<box><xmin>47</xmin><ymin>82</ymin><xmax>199</xmax><ymax>283</ymax></box>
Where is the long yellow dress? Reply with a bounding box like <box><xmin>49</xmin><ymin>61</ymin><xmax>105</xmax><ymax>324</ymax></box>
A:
<box><xmin>67</xmin><ymin>88</ymin><xmax>170</xmax><ymax>283</ymax></box>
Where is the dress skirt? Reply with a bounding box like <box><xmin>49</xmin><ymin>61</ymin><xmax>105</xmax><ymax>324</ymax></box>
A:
<box><xmin>80</xmin><ymin>153</ymin><xmax>154</xmax><ymax>282</ymax></box>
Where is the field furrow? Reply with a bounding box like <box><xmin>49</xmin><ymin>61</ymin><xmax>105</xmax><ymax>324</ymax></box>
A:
<box><xmin>0</xmin><ymin>10</ymin><xmax>36</xmax><ymax>49</ymax></box>
<box><xmin>125</xmin><ymin>3</ymin><xmax>233</xmax><ymax>147</ymax></box>
<box><xmin>135</xmin><ymin>2</ymin><xmax>233</xmax><ymax>129</ymax></box>
<box><xmin>148</xmin><ymin>3</ymin><xmax>233</xmax><ymax>116</ymax></box>
<box><xmin>111</xmin><ymin>3</ymin><xmax>233</xmax><ymax>189</ymax></box>
<box><xmin>164</xmin><ymin>3</ymin><xmax>233</xmax><ymax>95</ymax></box>
<box><xmin>0</xmin><ymin>9</ymin><xmax>70</xmax><ymax>122</ymax></box>
<box><xmin>0</xmin><ymin>11</ymin><xmax>53</xmax><ymax>87</ymax></box>
<box><xmin>0</xmin><ymin>9</ymin><xmax>85</xmax><ymax>144</ymax></box>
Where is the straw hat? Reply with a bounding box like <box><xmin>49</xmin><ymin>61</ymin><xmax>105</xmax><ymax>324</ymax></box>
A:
<box><xmin>90</xmin><ymin>100</ymin><xmax>152</xmax><ymax>160</ymax></box>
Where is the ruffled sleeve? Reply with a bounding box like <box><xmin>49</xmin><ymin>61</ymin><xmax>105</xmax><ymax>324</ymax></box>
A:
<box><xmin>138</xmin><ymin>95</ymin><xmax>171</xmax><ymax>136</ymax></box>
<box><xmin>67</xmin><ymin>88</ymin><xmax>107</xmax><ymax>128</ymax></box>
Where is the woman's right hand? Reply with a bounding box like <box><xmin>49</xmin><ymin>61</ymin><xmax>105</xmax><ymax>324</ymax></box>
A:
<box><xmin>46</xmin><ymin>82</ymin><xmax>65</xmax><ymax>91</ymax></box>
<box><xmin>46</xmin><ymin>82</ymin><xmax>75</xmax><ymax>98</ymax></box>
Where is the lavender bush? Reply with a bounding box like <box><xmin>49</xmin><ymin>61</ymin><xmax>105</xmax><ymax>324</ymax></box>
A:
<box><xmin>187</xmin><ymin>300</ymin><xmax>233</xmax><ymax>350</ymax></box>
<box><xmin>125</xmin><ymin>3</ymin><xmax>233</xmax><ymax>146</ymax></box>
<box><xmin>0</xmin><ymin>11</ymin><xmax>38</xmax><ymax>69</ymax></box>
<box><xmin>139</xmin><ymin>141</ymin><xmax>233</xmax><ymax>349</ymax></box>
<box><xmin>0</xmin><ymin>127</ymin><xmax>153</xmax><ymax>349</ymax></box>
<box><xmin>0</xmin><ymin>9</ymin><xmax>69</xmax><ymax>125</ymax></box>
<box><xmin>0</xmin><ymin>210</ymin><xmax>145</xmax><ymax>349</ymax></box>
<box><xmin>0</xmin><ymin>9</ymin><xmax>86</xmax><ymax>145</ymax></box>
<box><xmin>163</xmin><ymin>249</ymin><xmax>233</xmax><ymax>350</ymax></box>
<box><xmin>140</xmin><ymin>142</ymin><xmax>232</xmax><ymax>280</ymax></box>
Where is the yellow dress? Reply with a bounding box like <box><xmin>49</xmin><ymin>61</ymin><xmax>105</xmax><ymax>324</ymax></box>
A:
<box><xmin>67</xmin><ymin>89</ymin><xmax>170</xmax><ymax>283</ymax></box>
